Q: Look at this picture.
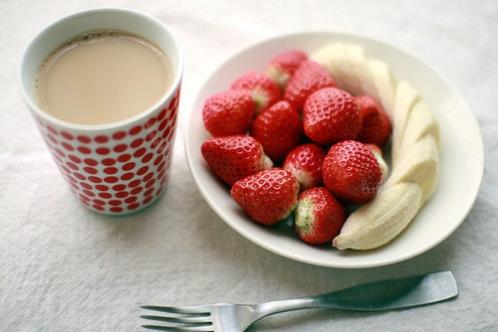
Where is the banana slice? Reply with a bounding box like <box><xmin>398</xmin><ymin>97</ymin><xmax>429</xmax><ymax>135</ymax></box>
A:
<box><xmin>310</xmin><ymin>44</ymin><xmax>335</xmax><ymax>71</ymax></box>
<box><xmin>343</xmin><ymin>44</ymin><xmax>378</xmax><ymax>98</ymax></box>
<box><xmin>368</xmin><ymin>59</ymin><xmax>396</xmax><ymax>118</ymax></box>
<box><xmin>311</xmin><ymin>43</ymin><xmax>361</xmax><ymax>95</ymax></box>
<box><xmin>330</xmin><ymin>44</ymin><xmax>364</xmax><ymax>95</ymax></box>
<box><xmin>392</xmin><ymin>81</ymin><xmax>420</xmax><ymax>164</ymax></box>
<box><xmin>386</xmin><ymin>135</ymin><xmax>439</xmax><ymax>201</ymax></box>
<box><xmin>333</xmin><ymin>183</ymin><xmax>423</xmax><ymax>250</ymax></box>
<box><xmin>397</xmin><ymin>100</ymin><xmax>440</xmax><ymax>158</ymax></box>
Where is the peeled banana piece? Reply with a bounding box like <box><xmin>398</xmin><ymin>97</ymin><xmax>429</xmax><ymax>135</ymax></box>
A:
<box><xmin>386</xmin><ymin>135</ymin><xmax>439</xmax><ymax>202</ymax></box>
<box><xmin>311</xmin><ymin>43</ymin><xmax>362</xmax><ymax>95</ymax></box>
<box><xmin>396</xmin><ymin>100</ymin><xmax>440</xmax><ymax>160</ymax></box>
<box><xmin>392</xmin><ymin>81</ymin><xmax>420</xmax><ymax>162</ymax></box>
<box><xmin>333</xmin><ymin>183</ymin><xmax>423</xmax><ymax>250</ymax></box>
<box><xmin>310</xmin><ymin>44</ymin><xmax>334</xmax><ymax>71</ymax></box>
<box><xmin>343</xmin><ymin>44</ymin><xmax>378</xmax><ymax>98</ymax></box>
<box><xmin>367</xmin><ymin>59</ymin><xmax>396</xmax><ymax>118</ymax></box>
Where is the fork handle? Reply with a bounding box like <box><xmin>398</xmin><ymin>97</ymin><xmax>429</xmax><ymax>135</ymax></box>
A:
<box><xmin>256</xmin><ymin>294</ymin><xmax>342</xmax><ymax>317</ymax></box>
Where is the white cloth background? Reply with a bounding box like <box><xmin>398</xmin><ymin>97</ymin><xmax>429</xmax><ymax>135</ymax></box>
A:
<box><xmin>1</xmin><ymin>0</ymin><xmax>497</xmax><ymax>331</ymax></box>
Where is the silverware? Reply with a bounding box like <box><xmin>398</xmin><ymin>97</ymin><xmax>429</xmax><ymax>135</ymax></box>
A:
<box><xmin>141</xmin><ymin>271</ymin><xmax>457</xmax><ymax>332</ymax></box>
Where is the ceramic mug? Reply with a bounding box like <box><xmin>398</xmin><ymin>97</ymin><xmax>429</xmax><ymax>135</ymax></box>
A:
<box><xmin>20</xmin><ymin>8</ymin><xmax>183</xmax><ymax>215</ymax></box>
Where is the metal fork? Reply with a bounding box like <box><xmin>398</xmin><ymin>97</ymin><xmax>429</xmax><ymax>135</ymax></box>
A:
<box><xmin>141</xmin><ymin>271</ymin><xmax>457</xmax><ymax>332</ymax></box>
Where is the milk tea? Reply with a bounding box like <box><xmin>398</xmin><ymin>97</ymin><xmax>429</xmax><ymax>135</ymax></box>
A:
<box><xmin>36</xmin><ymin>31</ymin><xmax>173</xmax><ymax>125</ymax></box>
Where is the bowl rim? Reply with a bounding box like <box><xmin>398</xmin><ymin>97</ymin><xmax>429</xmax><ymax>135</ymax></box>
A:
<box><xmin>183</xmin><ymin>30</ymin><xmax>484</xmax><ymax>269</ymax></box>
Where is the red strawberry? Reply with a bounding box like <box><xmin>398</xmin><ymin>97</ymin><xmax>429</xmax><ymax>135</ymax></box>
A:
<box><xmin>283</xmin><ymin>144</ymin><xmax>325</xmax><ymax>190</ymax></box>
<box><xmin>231</xmin><ymin>72</ymin><xmax>281</xmax><ymax>114</ymax></box>
<box><xmin>231</xmin><ymin>168</ymin><xmax>299</xmax><ymax>225</ymax></box>
<box><xmin>284</xmin><ymin>60</ymin><xmax>336</xmax><ymax>110</ymax></box>
<box><xmin>251</xmin><ymin>101</ymin><xmax>301</xmax><ymax>162</ymax></box>
<box><xmin>202</xmin><ymin>90</ymin><xmax>255</xmax><ymax>137</ymax></box>
<box><xmin>303</xmin><ymin>87</ymin><xmax>362</xmax><ymax>145</ymax></box>
<box><xmin>355</xmin><ymin>95</ymin><xmax>392</xmax><ymax>146</ymax></box>
<box><xmin>201</xmin><ymin>136</ymin><xmax>272</xmax><ymax>186</ymax></box>
<box><xmin>266</xmin><ymin>50</ymin><xmax>308</xmax><ymax>88</ymax></box>
<box><xmin>322</xmin><ymin>140</ymin><xmax>382</xmax><ymax>203</ymax></box>
<box><xmin>295</xmin><ymin>187</ymin><xmax>345</xmax><ymax>245</ymax></box>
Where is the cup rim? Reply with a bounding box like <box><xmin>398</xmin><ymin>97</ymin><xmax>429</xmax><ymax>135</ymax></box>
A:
<box><xmin>20</xmin><ymin>7</ymin><xmax>183</xmax><ymax>132</ymax></box>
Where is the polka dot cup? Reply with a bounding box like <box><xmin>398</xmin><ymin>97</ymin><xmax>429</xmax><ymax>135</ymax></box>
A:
<box><xmin>20</xmin><ymin>9</ymin><xmax>183</xmax><ymax>215</ymax></box>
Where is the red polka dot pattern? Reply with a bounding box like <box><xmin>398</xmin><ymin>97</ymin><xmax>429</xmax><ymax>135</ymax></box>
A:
<box><xmin>99</xmin><ymin>192</ymin><xmax>112</xmax><ymax>199</ymax></box>
<box><xmin>77</xmin><ymin>146</ymin><xmax>91</xmax><ymax>154</ymax></box>
<box><xmin>112</xmin><ymin>184</ymin><xmax>126</xmax><ymax>191</ymax></box>
<box><xmin>125</xmin><ymin>196</ymin><xmax>137</xmax><ymax>204</ymax></box>
<box><xmin>102</xmin><ymin>158</ymin><xmax>116</xmax><ymax>166</ymax></box>
<box><xmin>35</xmin><ymin>87</ymin><xmax>180</xmax><ymax>215</ymax></box>
<box><xmin>112</xmin><ymin>131</ymin><xmax>126</xmax><ymax>140</ymax></box>
<box><xmin>95</xmin><ymin>135</ymin><xmax>109</xmax><ymax>143</ymax></box>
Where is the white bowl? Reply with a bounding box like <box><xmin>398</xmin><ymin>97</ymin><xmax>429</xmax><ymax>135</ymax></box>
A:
<box><xmin>184</xmin><ymin>32</ymin><xmax>484</xmax><ymax>268</ymax></box>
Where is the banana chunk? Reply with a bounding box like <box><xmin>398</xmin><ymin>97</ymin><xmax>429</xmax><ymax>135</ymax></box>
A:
<box><xmin>368</xmin><ymin>59</ymin><xmax>396</xmax><ymax>118</ymax></box>
<box><xmin>386</xmin><ymin>135</ymin><xmax>439</xmax><ymax>201</ymax></box>
<box><xmin>311</xmin><ymin>43</ymin><xmax>361</xmax><ymax>94</ymax></box>
<box><xmin>332</xmin><ymin>43</ymin><xmax>364</xmax><ymax>95</ymax></box>
<box><xmin>333</xmin><ymin>183</ymin><xmax>423</xmax><ymax>250</ymax></box>
<box><xmin>397</xmin><ymin>100</ymin><xmax>440</xmax><ymax>157</ymax></box>
<box><xmin>343</xmin><ymin>44</ymin><xmax>378</xmax><ymax>98</ymax></box>
<box><xmin>392</xmin><ymin>81</ymin><xmax>420</xmax><ymax>163</ymax></box>
<box><xmin>310</xmin><ymin>44</ymin><xmax>334</xmax><ymax>71</ymax></box>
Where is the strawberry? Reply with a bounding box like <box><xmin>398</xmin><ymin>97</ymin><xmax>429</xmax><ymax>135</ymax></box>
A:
<box><xmin>303</xmin><ymin>87</ymin><xmax>362</xmax><ymax>145</ymax></box>
<box><xmin>295</xmin><ymin>187</ymin><xmax>346</xmax><ymax>245</ymax></box>
<box><xmin>231</xmin><ymin>168</ymin><xmax>299</xmax><ymax>225</ymax></box>
<box><xmin>202</xmin><ymin>90</ymin><xmax>255</xmax><ymax>137</ymax></box>
<box><xmin>322</xmin><ymin>140</ymin><xmax>382</xmax><ymax>203</ymax></box>
<box><xmin>201</xmin><ymin>136</ymin><xmax>272</xmax><ymax>186</ymax></box>
<box><xmin>266</xmin><ymin>50</ymin><xmax>308</xmax><ymax>88</ymax></box>
<box><xmin>366</xmin><ymin>144</ymin><xmax>388</xmax><ymax>182</ymax></box>
<box><xmin>283</xmin><ymin>144</ymin><xmax>325</xmax><ymax>190</ymax></box>
<box><xmin>231</xmin><ymin>72</ymin><xmax>281</xmax><ymax>114</ymax></box>
<box><xmin>355</xmin><ymin>95</ymin><xmax>392</xmax><ymax>147</ymax></box>
<box><xmin>284</xmin><ymin>60</ymin><xmax>336</xmax><ymax>110</ymax></box>
<box><xmin>251</xmin><ymin>101</ymin><xmax>301</xmax><ymax>162</ymax></box>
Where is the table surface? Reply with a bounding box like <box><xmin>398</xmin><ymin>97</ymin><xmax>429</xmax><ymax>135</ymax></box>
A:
<box><xmin>1</xmin><ymin>0</ymin><xmax>497</xmax><ymax>331</ymax></box>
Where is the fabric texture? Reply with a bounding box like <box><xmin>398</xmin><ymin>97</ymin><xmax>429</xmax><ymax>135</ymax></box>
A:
<box><xmin>1</xmin><ymin>0</ymin><xmax>497</xmax><ymax>331</ymax></box>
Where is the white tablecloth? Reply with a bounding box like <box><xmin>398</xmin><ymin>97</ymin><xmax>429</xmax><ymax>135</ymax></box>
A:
<box><xmin>1</xmin><ymin>0</ymin><xmax>497</xmax><ymax>331</ymax></box>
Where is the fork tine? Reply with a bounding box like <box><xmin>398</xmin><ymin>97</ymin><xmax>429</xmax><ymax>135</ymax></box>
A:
<box><xmin>141</xmin><ymin>305</ymin><xmax>211</xmax><ymax>315</ymax></box>
<box><xmin>140</xmin><ymin>315</ymin><xmax>212</xmax><ymax>325</ymax></box>
<box><xmin>142</xmin><ymin>325</ymin><xmax>214</xmax><ymax>332</ymax></box>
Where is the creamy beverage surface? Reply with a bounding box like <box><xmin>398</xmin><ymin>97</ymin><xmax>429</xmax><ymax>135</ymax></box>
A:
<box><xmin>36</xmin><ymin>31</ymin><xmax>173</xmax><ymax>125</ymax></box>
